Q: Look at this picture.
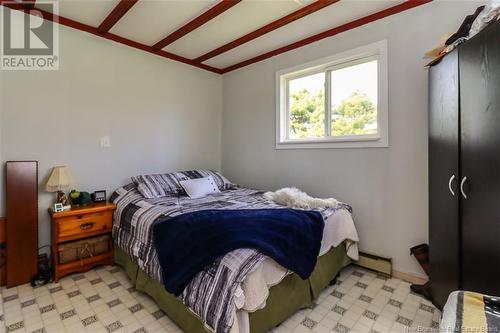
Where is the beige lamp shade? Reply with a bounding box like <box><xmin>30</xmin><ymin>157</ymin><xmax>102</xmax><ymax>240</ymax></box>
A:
<box><xmin>45</xmin><ymin>166</ymin><xmax>75</xmax><ymax>192</ymax></box>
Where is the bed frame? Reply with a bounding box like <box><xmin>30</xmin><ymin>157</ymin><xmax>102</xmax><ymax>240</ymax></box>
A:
<box><xmin>114</xmin><ymin>244</ymin><xmax>350</xmax><ymax>333</ymax></box>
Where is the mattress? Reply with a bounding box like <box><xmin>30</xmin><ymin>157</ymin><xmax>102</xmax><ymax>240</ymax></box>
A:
<box><xmin>111</xmin><ymin>184</ymin><xmax>359</xmax><ymax>333</ymax></box>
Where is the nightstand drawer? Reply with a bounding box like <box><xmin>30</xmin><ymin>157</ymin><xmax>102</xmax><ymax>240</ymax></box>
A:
<box><xmin>50</xmin><ymin>202</ymin><xmax>116</xmax><ymax>282</ymax></box>
<box><xmin>57</xmin><ymin>211</ymin><xmax>112</xmax><ymax>239</ymax></box>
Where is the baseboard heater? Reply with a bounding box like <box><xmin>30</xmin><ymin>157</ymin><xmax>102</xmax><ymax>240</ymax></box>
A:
<box><xmin>354</xmin><ymin>251</ymin><xmax>392</xmax><ymax>277</ymax></box>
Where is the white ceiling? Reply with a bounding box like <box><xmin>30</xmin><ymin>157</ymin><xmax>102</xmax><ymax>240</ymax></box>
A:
<box><xmin>38</xmin><ymin>0</ymin><xmax>121</xmax><ymax>27</ymax></box>
<box><xmin>163</xmin><ymin>0</ymin><xmax>311</xmax><ymax>59</ymax></box>
<box><xmin>110</xmin><ymin>0</ymin><xmax>219</xmax><ymax>46</ymax></box>
<box><xmin>205</xmin><ymin>0</ymin><xmax>405</xmax><ymax>68</ymax></box>
<box><xmin>32</xmin><ymin>0</ymin><xmax>412</xmax><ymax>72</ymax></box>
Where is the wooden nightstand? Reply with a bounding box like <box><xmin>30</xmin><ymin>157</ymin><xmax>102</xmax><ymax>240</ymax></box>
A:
<box><xmin>49</xmin><ymin>203</ymin><xmax>116</xmax><ymax>282</ymax></box>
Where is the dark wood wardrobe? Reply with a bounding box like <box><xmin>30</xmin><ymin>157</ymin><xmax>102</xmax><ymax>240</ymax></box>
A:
<box><xmin>429</xmin><ymin>21</ymin><xmax>500</xmax><ymax>309</ymax></box>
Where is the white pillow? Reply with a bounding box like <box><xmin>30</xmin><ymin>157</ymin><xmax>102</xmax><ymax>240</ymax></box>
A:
<box><xmin>179</xmin><ymin>176</ymin><xmax>220</xmax><ymax>199</ymax></box>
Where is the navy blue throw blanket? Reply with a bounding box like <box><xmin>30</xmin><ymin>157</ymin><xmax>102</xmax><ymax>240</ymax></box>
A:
<box><xmin>153</xmin><ymin>209</ymin><xmax>325</xmax><ymax>296</ymax></box>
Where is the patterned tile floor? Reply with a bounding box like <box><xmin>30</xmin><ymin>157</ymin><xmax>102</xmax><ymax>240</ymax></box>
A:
<box><xmin>0</xmin><ymin>265</ymin><xmax>440</xmax><ymax>333</ymax></box>
<box><xmin>273</xmin><ymin>266</ymin><xmax>440</xmax><ymax>333</ymax></box>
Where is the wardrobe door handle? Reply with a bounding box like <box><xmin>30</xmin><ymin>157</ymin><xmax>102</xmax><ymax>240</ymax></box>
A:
<box><xmin>448</xmin><ymin>174</ymin><xmax>456</xmax><ymax>196</ymax></box>
<box><xmin>460</xmin><ymin>176</ymin><xmax>468</xmax><ymax>199</ymax></box>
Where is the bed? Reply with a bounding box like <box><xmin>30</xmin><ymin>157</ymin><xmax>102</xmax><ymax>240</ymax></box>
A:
<box><xmin>110</xmin><ymin>171</ymin><xmax>359</xmax><ymax>333</ymax></box>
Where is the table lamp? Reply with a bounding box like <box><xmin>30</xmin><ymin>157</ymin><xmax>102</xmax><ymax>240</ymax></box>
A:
<box><xmin>45</xmin><ymin>166</ymin><xmax>75</xmax><ymax>211</ymax></box>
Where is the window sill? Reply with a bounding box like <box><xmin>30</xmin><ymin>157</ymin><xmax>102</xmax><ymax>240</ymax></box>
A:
<box><xmin>275</xmin><ymin>136</ymin><xmax>389</xmax><ymax>149</ymax></box>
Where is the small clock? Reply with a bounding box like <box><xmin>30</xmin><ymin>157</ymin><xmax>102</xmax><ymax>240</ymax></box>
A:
<box><xmin>92</xmin><ymin>190</ymin><xmax>106</xmax><ymax>202</ymax></box>
<box><xmin>53</xmin><ymin>203</ymin><xmax>64</xmax><ymax>213</ymax></box>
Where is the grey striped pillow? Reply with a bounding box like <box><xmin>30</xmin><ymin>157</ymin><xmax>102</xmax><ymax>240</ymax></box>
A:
<box><xmin>132</xmin><ymin>169</ymin><xmax>233</xmax><ymax>198</ymax></box>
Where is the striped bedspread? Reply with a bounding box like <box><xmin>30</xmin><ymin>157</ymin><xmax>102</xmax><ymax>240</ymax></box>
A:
<box><xmin>441</xmin><ymin>291</ymin><xmax>500</xmax><ymax>332</ymax></box>
<box><xmin>110</xmin><ymin>184</ymin><xmax>351</xmax><ymax>333</ymax></box>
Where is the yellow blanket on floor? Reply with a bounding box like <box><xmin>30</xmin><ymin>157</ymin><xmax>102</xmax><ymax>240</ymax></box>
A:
<box><xmin>441</xmin><ymin>291</ymin><xmax>500</xmax><ymax>332</ymax></box>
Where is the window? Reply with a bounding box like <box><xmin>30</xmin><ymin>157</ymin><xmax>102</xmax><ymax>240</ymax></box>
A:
<box><xmin>276</xmin><ymin>41</ymin><xmax>388</xmax><ymax>149</ymax></box>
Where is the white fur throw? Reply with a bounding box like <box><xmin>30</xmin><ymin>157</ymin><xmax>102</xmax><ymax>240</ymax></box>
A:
<box><xmin>264</xmin><ymin>187</ymin><xmax>338</xmax><ymax>209</ymax></box>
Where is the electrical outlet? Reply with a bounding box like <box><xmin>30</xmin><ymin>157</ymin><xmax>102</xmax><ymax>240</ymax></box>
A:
<box><xmin>100</xmin><ymin>136</ymin><xmax>111</xmax><ymax>148</ymax></box>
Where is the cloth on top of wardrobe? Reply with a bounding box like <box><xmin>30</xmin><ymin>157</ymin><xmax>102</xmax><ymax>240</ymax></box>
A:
<box><xmin>445</xmin><ymin>6</ymin><xmax>485</xmax><ymax>46</ymax></box>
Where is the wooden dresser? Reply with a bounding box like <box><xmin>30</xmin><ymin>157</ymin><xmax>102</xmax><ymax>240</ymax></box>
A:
<box><xmin>50</xmin><ymin>203</ymin><xmax>116</xmax><ymax>282</ymax></box>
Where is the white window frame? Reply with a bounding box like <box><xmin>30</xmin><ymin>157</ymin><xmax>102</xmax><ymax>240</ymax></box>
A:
<box><xmin>276</xmin><ymin>40</ymin><xmax>388</xmax><ymax>149</ymax></box>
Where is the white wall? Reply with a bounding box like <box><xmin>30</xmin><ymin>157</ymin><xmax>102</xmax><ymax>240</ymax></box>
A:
<box><xmin>0</xmin><ymin>8</ymin><xmax>222</xmax><ymax>249</ymax></box>
<box><xmin>221</xmin><ymin>1</ymin><xmax>482</xmax><ymax>277</ymax></box>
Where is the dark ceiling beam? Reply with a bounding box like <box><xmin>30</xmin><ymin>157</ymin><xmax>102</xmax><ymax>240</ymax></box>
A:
<box><xmin>97</xmin><ymin>0</ymin><xmax>138</xmax><ymax>34</ymax></box>
<box><xmin>221</xmin><ymin>0</ymin><xmax>432</xmax><ymax>74</ymax></box>
<box><xmin>0</xmin><ymin>1</ymin><xmax>222</xmax><ymax>74</ymax></box>
<box><xmin>21</xmin><ymin>0</ymin><xmax>35</xmax><ymax>9</ymax></box>
<box><xmin>194</xmin><ymin>0</ymin><xmax>339</xmax><ymax>64</ymax></box>
<box><xmin>0</xmin><ymin>0</ymin><xmax>35</xmax><ymax>9</ymax></box>
<box><xmin>152</xmin><ymin>0</ymin><xmax>241</xmax><ymax>51</ymax></box>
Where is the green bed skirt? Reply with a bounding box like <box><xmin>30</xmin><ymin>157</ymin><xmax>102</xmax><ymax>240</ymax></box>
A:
<box><xmin>114</xmin><ymin>245</ymin><xmax>350</xmax><ymax>333</ymax></box>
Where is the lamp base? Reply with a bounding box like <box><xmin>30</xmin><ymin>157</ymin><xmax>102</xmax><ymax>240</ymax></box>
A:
<box><xmin>56</xmin><ymin>191</ymin><xmax>70</xmax><ymax>207</ymax></box>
